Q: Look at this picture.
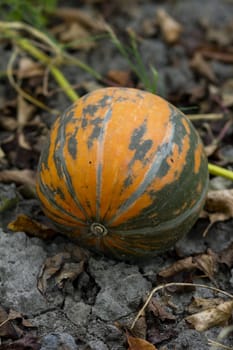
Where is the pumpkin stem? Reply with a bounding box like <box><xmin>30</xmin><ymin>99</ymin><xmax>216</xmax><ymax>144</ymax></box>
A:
<box><xmin>90</xmin><ymin>223</ymin><xmax>108</xmax><ymax>237</ymax></box>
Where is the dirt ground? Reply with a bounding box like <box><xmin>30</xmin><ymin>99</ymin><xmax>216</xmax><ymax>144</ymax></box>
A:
<box><xmin>0</xmin><ymin>0</ymin><xmax>233</xmax><ymax>349</ymax></box>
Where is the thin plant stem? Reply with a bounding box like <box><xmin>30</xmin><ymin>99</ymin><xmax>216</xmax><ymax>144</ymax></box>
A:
<box><xmin>131</xmin><ymin>282</ymin><xmax>233</xmax><ymax>330</ymax></box>
<box><xmin>208</xmin><ymin>163</ymin><xmax>233</xmax><ymax>181</ymax></box>
<box><xmin>16</xmin><ymin>38</ymin><xmax>79</xmax><ymax>102</ymax></box>
<box><xmin>7</xmin><ymin>48</ymin><xmax>58</xmax><ymax>113</ymax></box>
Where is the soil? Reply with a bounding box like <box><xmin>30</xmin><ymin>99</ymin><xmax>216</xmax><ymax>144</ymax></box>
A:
<box><xmin>0</xmin><ymin>1</ymin><xmax>233</xmax><ymax>349</ymax></box>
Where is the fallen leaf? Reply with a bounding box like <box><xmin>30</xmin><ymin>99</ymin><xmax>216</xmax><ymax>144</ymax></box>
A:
<box><xmin>0</xmin><ymin>334</ymin><xmax>40</xmax><ymax>350</ymax></box>
<box><xmin>186</xmin><ymin>299</ymin><xmax>233</xmax><ymax>331</ymax></box>
<box><xmin>0</xmin><ymin>116</ymin><xmax>18</xmax><ymax>131</ymax></box>
<box><xmin>141</xmin><ymin>18</ymin><xmax>157</xmax><ymax>37</ymax></box>
<box><xmin>8</xmin><ymin>214</ymin><xmax>57</xmax><ymax>240</ymax></box>
<box><xmin>54</xmin><ymin>22</ymin><xmax>96</xmax><ymax>50</ymax></box>
<box><xmin>159</xmin><ymin>251</ymin><xmax>218</xmax><ymax>281</ymax></box>
<box><xmin>147</xmin><ymin>326</ymin><xmax>177</xmax><ymax>345</ymax></box>
<box><xmin>127</xmin><ymin>334</ymin><xmax>157</xmax><ymax>350</ymax></box>
<box><xmin>17</xmin><ymin>96</ymin><xmax>36</xmax><ymax>150</ymax></box>
<box><xmin>130</xmin><ymin>310</ymin><xmax>147</xmax><ymax>339</ymax></box>
<box><xmin>219</xmin><ymin>242</ymin><xmax>233</xmax><ymax>268</ymax></box>
<box><xmin>158</xmin><ymin>257</ymin><xmax>196</xmax><ymax>278</ymax></box>
<box><xmin>193</xmin><ymin>250</ymin><xmax>218</xmax><ymax>280</ymax></box>
<box><xmin>54</xmin><ymin>7</ymin><xmax>106</xmax><ymax>32</ymax></box>
<box><xmin>190</xmin><ymin>52</ymin><xmax>217</xmax><ymax>83</ymax></box>
<box><xmin>37</xmin><ymin>252</ymin><xmax>85</xmax><ymax>294</ymax></box>
<box><xmin>0</xmin><ymin>305</ymin><xmax>19</xmax><ymax>339</ymax></box>
<box><xmin>107</xmin><ymin>69</ymin><xmax>132</xmax><ymax>86</ymax></box>
<box><xmin>17</xmin><ymin>57</ymin><xmax>44</xmax><ymax>79</ymax></box>
<box><xmin>52</xmin><ymin>7</ymin><xmax>107</xmax><ymax>50</ymax></box>
<box><xmin>203</xmin><ymin>189</ymin><xmax>233</xmax><ymax>235</ymax></box>
<box><xmin>187</xmin><ymin>297</ymin><xmax>225</xmax><ymax>314</ymax></box>
<box><xmin>148</xmin><ymin>299</ymin><xmax>176</xmax><ymax>321</ymax></box>
<box><xmin>156</xmin><ymin>8</ymin><xmax>182</xmax><ymax>44</ymax></box>
<box><xmin>0</xmin><ymin>169</ymin><xmax>36</xmax><ymax>187</ymax></box>
<box><xmin>37</xmin><ymin>252</ymin><xmax>71</xmax><ymax>294</ymax></box>
<box><xmin>55</xmin><ymin>261</ymin><xmax>84</xmax><ymax>288</ymax></box>
<box><xmin>221</xmin><ymin>79</ymin><xmax>233</xmax><ymax>107</ymax></box>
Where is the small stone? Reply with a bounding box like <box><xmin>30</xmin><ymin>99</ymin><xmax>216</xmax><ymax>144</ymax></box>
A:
<box><xmin>40</xmin><ymin>332</ymin><xmax>77</xmax><ymax>350</ymax></box>
<box><xmin>86</xmin><ymin>340</ymin><xmax>108</xmax><ymax>350</ymax></box>
<box><xmin>64</xmin><ymin>298</ymin><xmax>92</xmax><ymax>327</ymax></box>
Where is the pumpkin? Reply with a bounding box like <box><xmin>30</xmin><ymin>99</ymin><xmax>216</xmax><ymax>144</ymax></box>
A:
<box><xmin>36</xmin><ymin>87</ymin><xmax>209</xmax><ymax>261</ymax></box>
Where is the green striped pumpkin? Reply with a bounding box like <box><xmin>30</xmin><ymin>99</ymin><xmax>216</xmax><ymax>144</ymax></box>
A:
<box><xmin>36</xmin><ymin>87</ymin><xmax>209</xmax><ymax>261</ymax></box>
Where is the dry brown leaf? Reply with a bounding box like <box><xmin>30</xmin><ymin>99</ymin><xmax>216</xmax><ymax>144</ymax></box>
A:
<box><xmin>221</xmin><ymin>79</ymin><xmax>233</xmax><ymax>107</ymax></box>
<box><xmin>127</xmin><ymin>334</ymin><xmax>157</xmax><ymax>350</ymax></box>
<box><xmin>156</xmin><ymin>8</ymin><xmax>182</xmax><ymax>44</ymax></box>
<box><xmin>159</xmin><ymin>252</ymin><xmax>218</xmax><ymax>280</ymax></box>
<box><xmin>17</xmin><ymin>57</ymin><xmax>44</xmax><ymax>79</ymax></box>
<box><xmin>203</xmin><ymin>189</ymin><xmax>233</xmax><ymax>236</ymax></box>
<box><xmin>190</xmin><ymin>52</ymin><xmax>217</xmax><ymax>83</ymax></box>
<box><xmin>186</xmin><ymin>299</ymin><xmax>233</xmax><ymax>331</ymax></box>
<box><xmin>55</xmin><ymin>261</ymin><xmax>84</xmax><ymax>288</ymax></box>
<box><xmin>55</xmin><ymin>7</ymin><xmax>106</xmax><ymax>32</ymax></box>
<box><xmin>37</xmin><ymin>251</ymin><xmax>85</xmax><ymax>294</ymax></box>
<box><xmin>0</xmin><ymin>116</ymin><xmax>18</xmax><ymax>131</ymax></box>
<box><xmin>0</xmin><ymin>334</ymin><xmax>40</xmax><ymax>350</ymax></box>
<box><xmin>0</xmin><ymin>169</ymin><xmax>36</xmax><ymax>187</ymax></box>
<box><xmin>17</xmin><ymin>96</ymin><xmax>36</xmax><ymax>129</ymax></box>
<box><xmin>148</xmin><ymin>299</ymin><xmax>176</xmax><ymax>321</ymax></box>
<box><xmin>55</xmin><ymin>22</ymin><xmax>96</xmax><ymax>50</ymax></box>
<box><xmin>219</xmin><ymin>241</ymin><xmax>233</xmax><ymax>268</ymax></box>
<box><xmin>17</xmin><ymin>96</ymin><xmax>36</xmax><ymax>150</ymax></box>
<box><xmin>107</xmin><ymin>69</ymin><xmax>132</xmax><ymax>86</ymax></box>
<box><xmin>158</xmin><ymin>256</ymin><xmax>197</xmax><ymax>278</ymax></box>
<box><xmin>131</xmin><ymin>310</ymin><xmax>147</xmax><ymax>339</ymax></box>
<box><xmin>187</xmin><ymin>297</ymin><xmax>225</xmax><ymax>314</ymax></box>
<box><xmin>37</xmin><ymin>252</ymin><xmax>71</xmax><ymax>294</ymax></box>
<box><xmin>8</xmin><ymin>214</ymin><xmax>57</xmax><ymax>240</ymax></box>
<box><xmin>0</xmin><ymin>147</ymin><xmax>5</xmax><ymax>159</ymax></box>
<box><xmin>193</xmin><ymin>251</ymin><xmax>218</xmax><ymax>280</ymax></box>
<box><xmin>0</xmin><ymin>305</ymin><xmax>19</xmax><ymax>339</ymax></box>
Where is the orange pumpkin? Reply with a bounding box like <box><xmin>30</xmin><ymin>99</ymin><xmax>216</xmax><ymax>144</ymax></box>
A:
<box><xmin>36</xmin><ymin>87</ymin><xmax>209</xmax><ymax>260</ymax></box>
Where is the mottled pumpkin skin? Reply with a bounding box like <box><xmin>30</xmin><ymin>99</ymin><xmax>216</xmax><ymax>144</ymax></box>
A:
<box><xmin>36</xmin><ymin>87</ymin><xmax>209</xmax><ymax>261</ymax></box>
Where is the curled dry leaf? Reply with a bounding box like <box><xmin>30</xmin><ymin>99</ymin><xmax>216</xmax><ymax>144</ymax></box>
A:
<box><xmin>55</xmin><ymin>260</ymin><xmax>84</xmax><ymax>289</ymax></box>
<box><xmin>17</xmin><ymin>96</ymin><xmax>36</xmax><ymax>150</ymax></box>
<box><xmin>55</xmin><ymin>22</ymin><xmax>96</xmax><ymax>50</ymax></box>
<box><xmin>158</xmin><ymin>251</ymin><xmax>218</xmax><ymax>280</ymax></box>
<box><xmin>52</xmin><ymin>7</ymin><xmax>107</xmax><ymax>50</ymax></box>
<box><xmin>130</xmin><ymin>310</ymin><xmax>147</xmax><ymax>339</ymax></box>
<box><xmin>17</xmin><ymin>57</ymin><xmax>44</xmax><ymax>79</ymax></box>
<box><xmin>156</xmin><ymin>8</ymin><xmax>182</xmax><ymax>44</ymax></box>
<box><xmin>190</xmin><ymin>52</ymin><xmax>217</xmax><ymax>83</ymax></box>
<box><xmin>186</xmin><ymin>299</ymin><xmax>233</xmax><ymax>332</ymax></box>
<box><xmin>37</xmin><ymin>252</ymin><xmax>85</xmax><ymax>294</ymax></box>
<box><xmin>127</xmin><ymin>333</ymin><xmax>157</xmax><ymax>350</ymax></box>
<box><xmin>148</xmin><ymin>299</ymin><xmax>176</xmax><ymax>321</ymax></box>
<box><xmin>107</xmin><ymin>69</ymin><xmax>132</xmax><ymax>86</ymax></box>
<box><xmin>0</xmin><ymin>305</ymin><xmax>20</xmax><ymax>339</ymax></box>
<box><xmin>8</xmin><ymin>214</ymin><xmax>57</xmax><ymax>240</ymax></box>
<box><xmin>187</xmin><ymin>297</ymin><xmax>226</xmax><ymax>314</ymax></box>
<box><xmin>203</xmin><ymin>189</ymin><xmax>233</xmax><ymax>236</ymax></box>
<box><xmin>0</xmin><ymin>169</ymin><xmax>36</xmax><ymax>188</ymax></box>
<box><xmin>219</xmin><ymin>241</ymin><xmax>233</xmax><ymax>268</ymax></box>
<box><xmin>55</xmin><ymin>7</ymin><xmax>106</xmax><ymax>32</ymax></box>
<box><xmin>0</xmin><ymin>334</ymin><xmax>41</xmax><ymax>350</ymax></box>
<box><xmin>37</xmin><ymin>252</ymin><xmax>71</xmax><ymax>294</ymax></box>
<box><xmin>158</xmin><ymin>256</ymin><xmax>196</xmax><ymax>278</ymax></box>
<box><xmin>221</xmin><ymin>79</ymin><xmax>233</xmax><ymax>107</ymax></box>
<box><xmin>193</xmin><ymin>250</ymin><xmax>218</xmax><ymax>280</ymax></box>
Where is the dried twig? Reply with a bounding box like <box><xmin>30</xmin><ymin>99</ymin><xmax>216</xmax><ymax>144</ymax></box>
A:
<box><xmin>131</xmin><ymin>282</ymin><xmax>233</xmax><ymax>330</ymax></box>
